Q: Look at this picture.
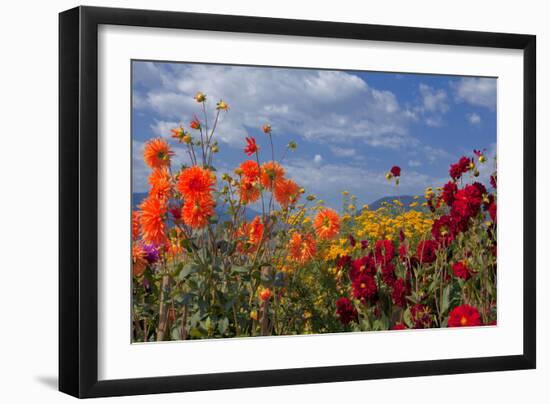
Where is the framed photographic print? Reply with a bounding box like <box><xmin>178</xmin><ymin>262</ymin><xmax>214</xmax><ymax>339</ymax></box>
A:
<box><xmin>59</xmin><ymin>6</ymin><xmax>536</xmax><ymax>398</ymax></box>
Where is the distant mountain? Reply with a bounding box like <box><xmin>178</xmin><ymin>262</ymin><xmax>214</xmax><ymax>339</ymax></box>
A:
<box><xmin>368</xmin><ymin>195</ymin><xmax>424</xmax><ymax>211</ymax></box>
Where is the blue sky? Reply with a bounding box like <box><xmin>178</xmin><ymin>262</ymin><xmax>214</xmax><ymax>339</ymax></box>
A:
<box><xmin>132</xmin><ymin>61</ymin><xmax>496</xmax><ymax>210</ymax></box>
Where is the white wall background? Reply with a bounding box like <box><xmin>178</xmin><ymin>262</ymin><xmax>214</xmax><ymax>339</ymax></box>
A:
<box><xmin>0</xmin><ymin>0</ymin><xmax>545</xmax><ymax>402</ymax></box>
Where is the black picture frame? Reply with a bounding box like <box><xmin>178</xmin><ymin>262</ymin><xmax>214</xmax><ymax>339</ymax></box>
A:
<box><xmin>59</xmin><ymin>5</ymin><xmax>536</xmax><ymax>398</ymax></box>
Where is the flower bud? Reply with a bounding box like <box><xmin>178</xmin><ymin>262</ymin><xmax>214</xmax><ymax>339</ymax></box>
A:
<box><xmin>194</xmin><ymin>91</ymin><xmax>206</xmax><ymax>103</ymax></box>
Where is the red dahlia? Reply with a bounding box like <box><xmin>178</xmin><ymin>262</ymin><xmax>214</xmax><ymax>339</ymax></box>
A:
<box><xmin>488</xmin><ymin>202</ymin><xmax>497</xmax><ymax>223</ymax></box>
<box><xmin>452</xmin><ymin>261</ymin><xmax>472</xmax><ymax>280</ymax></box>
<box><xmin>336</xmin><ymin>255</ymin><xmax>352</xmax><ymax>270</ymax></box>
<box><xmin>391</xmin><ymin>278</ymin><xmax>410</xmax><ymax>307</ymax></box>
<box><xmin>352</xmin><ymin>273</ymin><xmax>378</xmax><ymax>302</ymax></box>
<box><xmin>449</xmin><ymin>156</ymin><xmax>472</xmax><ymax>180</ymax></box>
<box><xmin>441</xmin><ymin>181</ymin><xmax>458</xmax><ymax>206</ymax></box>
<box><xmin>349</xmin><ymin>255</ymin><xmax>376</xmax><ymax>280</ymax></box>
<box><xmin>375</xmin><ymin>239</ymin><xmax>395</xmax><ymax>265</ymax></box>
<box><xmin>381</xmin><ymin>262</ymin><xmax>397</xmax><ymax>287</ymax></box>
<box><xmin>448</xmin><ymin>304</ymin><xmax>482</xmax><ymax>327</ymax></box>
<box><xmin>244</xmin><ymin>137</ymin><xmax>259</xmax><ymax>156</ymax></box>
<box><xmin>392</xmin><ymin>323</ymin><xmax>407</xmax><ymax>330</ymax></box>
<box><xmin>417</xmin><ymin>240</ymin><xmax>439</xmax><ymax>264</ymax></box>
<box><xmin>390</xmin><ymin>165</ymin><xmax>401</xmax><ymax>177</ymax></box>
<box><xmin>336</xmin><ymin>297</ymin><xmax>358</xmax><ymax>325</ymax></box>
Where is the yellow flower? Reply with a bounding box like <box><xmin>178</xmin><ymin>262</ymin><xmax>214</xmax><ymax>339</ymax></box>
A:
<box><xmin>216</xmin><ymin>99</ymin><xmax>229</xmax><ymax>111</ymax></box>
<box><xmin>194</xmin><ymin>91</ymin><xmax>206</xmax><ymax>103</ymax></box>
<box><xmin>250</xmin><ymin>310</ymin><xmax>258</xmax><ymax>321</ymax></box>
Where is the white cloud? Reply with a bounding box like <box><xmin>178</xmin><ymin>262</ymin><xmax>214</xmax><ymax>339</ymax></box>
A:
<box><xmin>467</xmin><ymin>112</ymin><xmax>481</xmax><ymax>125</ymax></box>
<box><xmin>134</xmin><ymin>63</ymin><xmax>417</xmax><ymax>149</ymax></box>
<box><xmin>313</xmin><ymin>154</ymin><xmax>323</xmax><ymax>165</ymax></box>
<box><xmin>419</xmin><ymin>84</ymin><xmax>449</xmax><ymax>113</ymax></box>
<box><xmin>330</xmin><ymin>146</ymin><xmax>356</xmax><ymax>157</ymax></box>
<box><xmin>284</xmin><ymin>157</ymin><xmax>446</xmax><ymax>206</ymax></box>
<box><xmin>422</xmin><ymin>145</ymin><xmax>454</xmax><ymax>163</ymax></box>
<box><xmin>452</xmin><ymin>77</ymin><xmax>497</xmax><ymax>109</ymax></box>
<box><xmin>408</xmin><ymin>160</ymin><xmax>422</xmax><ymax>167</ymax></box>
<box><xmin>414</xmin><ymin>84</ymin><xmax>449</xmax><ymax>126</ymax></box>
<box><xmin>424</xmin><ymin>117</ymin><xmax>444</xmax><ymax>127</ymax></box>
<box><xmin>150</xmin><ymin>120</ymin><xmax>179</xmax><ymax>137</ymax></box>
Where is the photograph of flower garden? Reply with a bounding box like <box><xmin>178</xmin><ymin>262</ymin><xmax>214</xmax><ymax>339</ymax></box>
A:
<box><xmin>131</xmin><ymin>61</ymin><xmax>497</xmax><ymax>342</ymax></box>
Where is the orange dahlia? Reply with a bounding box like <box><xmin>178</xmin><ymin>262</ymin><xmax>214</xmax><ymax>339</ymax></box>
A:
<box><xmin>139</xmin><ymin>195</ymin><xmax>168</xmax><ymax>245</ymax></box>
<box><xmin>132</xmin><ymin>211</ymin><xmax>141</xmax><ymax>240</ymax></box>
<box><xmin>239</xmin><ymin>160</ymin><xmax>260</xmax><ymax>181</ymax></box>
<box><xmin>237</xmin><ymin>216</ymin><xmax>264</xmax><ymax>254</ymax></box>
<box><xmin>274</xmin><ymin>178</ymin><xmax>300</xmax><ymax>208</ymax></box>
<box><xmin>313</xmin><ymin>208</ymin><xmax>341</xmax><ymax>240</ymax></box>
<box><xmin>259</xmin><ymin>287</ymin><xmax>271</xmax><ymax>301</ymax></box>
<box><xmin>182</xmin><ymin>195</ymin><xmax>215</xmax><ymax>229</ymax></box>
<box><xmin>143</xmin><ymin>138</ymin><xmax>174</xmax><ymax>169</ymax></box>
<box><xmin>260</xmin><ymin>161</ymin><xmax>285</xmax><ymax>190</ymax></box>
<box><xmin>132</xmin><ymin>243</ymin><xmax>147</xmax><ymax>277</ymax></box>
<box><xmin>176</xmin><ymin>166</ymin><xmax>215</xmax><ymax>199</ymax></box>
<box><xmin>148</xmin><ymin>168</ymin><xmax>172</xmax><ymax>200</ymax></box>
<box><xmin>239</xmin><ymin>179</ymin><xmax>260</xmax><ymax>204</ymax></box>
<box><xmin>288</xmin><ymin>232</ymin><xmax>317</xmax><ymax>264</ymax></box>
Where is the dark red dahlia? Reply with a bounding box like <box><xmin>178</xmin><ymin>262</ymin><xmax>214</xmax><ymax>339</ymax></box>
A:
<box><xmin>448</xmin><ymin>304</ymin><xmax>482</xmax><ymax>327</ymax></box>
<box><xmin>470</xmin><ymin>181</ymin><xmax>487</xmax><ymax>197</ymax></box>
<box><xmin>375</xmin><ymin>239</ymin><xmax>395</xmax><ymax>265</ymax></box>
<box><xmin>452</xmin><ymin>261</ymin><xmax>472</xmax><ymax>280</ymax></box>
<box><xmin>348</xmin><ymin>235</ymin><xmax>357</xmax><ymax>247</ymax></box>
<box><xmin>335</xmin><ymin>297</ymin><xmax>358</xmax><ymax>325</ymax></box>
<box><xmin>349</xmin><ymin>255</ymin><xmax>376</xmax><ymax>280</ymax></box>
<box><xmin>352</xmin><ymin>273</ymin><xmax>378</xmax><ymax>302</ymax></box>
<box><xmin>449</xmin><ymin>156</ymin><xmax>472</xmax><ymax>180</ymax></box>
<box><xmin>488</xmin><ymin>202</ymin><xmax>497</xmax><ymax>222</ymax></box>
<box><xmin>451</xmin><ymin>184</ymin><xmax>483</xmax><ymax>220</ymax></box>
<box><xmin>441</xmin><ymin>181</ymin><xmax>458</xmax><ymax>206</ymax></box>
<box><xmin>416</xmin><ymin>240</ymin><xmax>438</xmax><ymax>264</ymax></box>
<box><xmin>391</xmin><ymin>278</ymin><xmax>410</xmax><ymax>307</ymax></box>
<box><xmin>337</xmin><ymin>255</ymin><xmax>352</xmax><ymax>270</ymax></box>
<box><xmin>381</xmin><ymin>262</ymin><xmax>397</xmax><ymax>287</ymax></box>
<box><xmin>431</xmin><ymin>215</ymin><xmax>454</xmax><ymax>244</ymax></box>
<box><xmin>390</xmin><ymin>165</ymin><xmax>401</xmax><ymax>177</ymax></box>
<box><xmin>360</xmin><ymin>240</ymin><xmax>369</xmax><ymax>250</ymax></box>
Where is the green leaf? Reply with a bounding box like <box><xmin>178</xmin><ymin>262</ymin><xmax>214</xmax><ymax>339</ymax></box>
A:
<box><xmin>218</xmin><ymin>317</ymin><xmax>229</xmax><ymax>335</ymax></box>
<box><xmin>178</xmin><ymin>263</ymin><xmax>199</xmax><ymax>280</ymax></box>
<box><xmin>403</xmin><ymin>307</ymin><xmax>413</xmax><ymax>328</ymax></box>
<box><xmin>231</xmin><ymin>265</ymin><xmax>249</xmax><ymax>274</ymax></box>
<box><xmin>441</xmin><ymin>284</ymin><xmax>451</xmax><ymax>314</ymax></box>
